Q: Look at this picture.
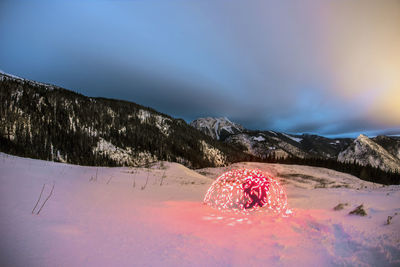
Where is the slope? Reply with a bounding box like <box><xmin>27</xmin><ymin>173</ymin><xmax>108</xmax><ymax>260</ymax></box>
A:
<box><xmin>0</xmin><ymin>153</ymin><xmax>399</xmax><ymax>266</ymax></box>
<box><xmin>338</xmin><ymin>134</ymin><xmax>400</xmax><ymax>172</ymax></box>
<box><xmin>190</xmin><ymin>117</ymin><xmax>352</xmax><ymax>160</ymax></box>
<box><xmin>0</xmin><ymin>71</ymin><xmax>253</xmax><ymax>168</ymax></box>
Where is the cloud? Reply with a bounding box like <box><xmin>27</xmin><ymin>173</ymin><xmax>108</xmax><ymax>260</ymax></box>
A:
<box><xmin>0</xmin><ymin>0</ymin><xmax>399</xmax><ymax>137</ymax></box>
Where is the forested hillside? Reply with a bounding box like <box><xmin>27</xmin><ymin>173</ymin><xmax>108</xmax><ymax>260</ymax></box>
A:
<box><xmin>0</xmin><ymin>72</ymin><xmax>253</xmax><ymax>168</ymax></box>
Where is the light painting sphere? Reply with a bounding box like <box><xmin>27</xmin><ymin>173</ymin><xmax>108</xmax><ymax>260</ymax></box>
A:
<box><xmin>204</xmin><ymin>169</ymin><xmax>291</xmax><ymax>215</ymax></box>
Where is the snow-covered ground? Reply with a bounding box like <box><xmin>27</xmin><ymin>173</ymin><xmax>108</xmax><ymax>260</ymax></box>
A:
<box><xmin>0</xmin><ymin>153</ymin><xmax>399</xmax><ymax>266</ymax></box>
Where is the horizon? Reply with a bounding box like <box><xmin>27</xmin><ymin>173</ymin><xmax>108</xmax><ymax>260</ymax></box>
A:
<box><xmin>1</xmin><ymin>0</ymin><xmax>399</xmax><ymax>137</ymax></box>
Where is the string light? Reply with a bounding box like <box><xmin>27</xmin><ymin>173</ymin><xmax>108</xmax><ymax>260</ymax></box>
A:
<box><xmin>204</xmin><ymin>169</ymin><xmax>291</xmax><ymax>215</ymax></box>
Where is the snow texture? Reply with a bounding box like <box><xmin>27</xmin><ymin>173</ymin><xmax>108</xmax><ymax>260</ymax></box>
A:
<box><xmin>0</xmin><ymin>153</ymin><xmax>399</xmax><ymax>266</ymax></box>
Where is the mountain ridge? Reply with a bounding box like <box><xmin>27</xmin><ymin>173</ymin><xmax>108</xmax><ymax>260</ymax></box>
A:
<box><xmin>190</xmin><ymin>117</ymin><xmax>400</xmax><ymax>172</ymax></box>
<box><xmin>338</xmin><ymin>134</ymin><xmax>400</xmax><ymax>172</ymax></box>
<box><xmin>0</xmin><ymin>71</ymin><xmax>254</xmax><ymax>168</ymax></box>
<box><xmin>1</xmin><ymin>70</ymin><xmax>399</xmax><ymax>174</ymax></box>
<box><xmin>190</xmin><ymin>117</ymin><xmax>244</xmax><ymax>140</ymax></box>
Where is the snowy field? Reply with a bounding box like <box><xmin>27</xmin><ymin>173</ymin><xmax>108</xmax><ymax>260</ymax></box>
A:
<box><xmin>0</xmin><ymin>153</ymin><xmax>399</xmax><ymax>266</ymax></box>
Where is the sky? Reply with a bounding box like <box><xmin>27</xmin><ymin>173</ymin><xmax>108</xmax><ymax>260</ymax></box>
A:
<box><xmin>0</xmin><ymin>0</ymin><xmax>399</xmax><ymax>138</ymax></box>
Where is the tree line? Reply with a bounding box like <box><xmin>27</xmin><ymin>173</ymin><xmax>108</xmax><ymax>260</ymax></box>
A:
<box><xmin>0</xmin><ymin>77</ymin><xmax>253</xmax><ymax>169</ymax></box>
<box><xmin>1</xmin><ymin>76</ymin><xmax>398</xmax><ymax>184</ymax></box>
<box><xmin>258</xmin><ymin>155</ymin><xmax>400</xmax><ymax>185</ymax></box>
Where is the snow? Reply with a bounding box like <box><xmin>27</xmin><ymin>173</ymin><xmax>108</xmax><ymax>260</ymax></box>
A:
<box><xmin>338</xmin><ymin>134</ymin><xmax>400</xmax><ymax>172</ymax></box>
<box><xmin>137</xmin><ymin>109</ymin><xmax>171</xmax><ymax>136</ymax></box>
<box><xmin>0</xmin><ymin>70</ymin><xmax>57</xmax><ymax>90</ymax></box>
<box><xmin>137</xmin><ymin>109</ymin><xmax>152</xmax><ymax>122</ymax></box>
<box><xmin>282</xmin><ymin>133</ymin><xmax>303</xmax><ymax>143</ymax></box>
<box><xmin>274</xmin><ymin>138</ymin><xmax>308</xmax><ymax>159</ymax></box>
<box><xmin>0</xmin><ymin>69</ymin><xmax>24</xmax><ymax>80</ymax></box>
<box><xmin>190</xmin><ymin>117</ymin><xmax>243</xmax><ymax>140</ymax></box>
<box><xmin>93</xmin><ymin>138</ymin><xmax>156</xmax><ymax>166</ymax></box>
<box><xmin>213</xmin><ymin>117</ymin><xmax>240</xmax><ymax>136</ymax></box>
<box><xmin>227</xmin><ymin>134</ymin><xmax>255</xmax><ymax>155</ymax></box>
<box><xmin>253</xmin><ymin>136</ymin><xmax>266</xmax><ymax>142</ymax></box>
<box><xmin>93</xmin><ymin>138</ymin><xmax>134</xmax><ymax>165</ymax></box>
<box><xmin>0</xmin><ymin>153</ymin><xmax>399</xmax><ymax>266</ymax></box>
<box><xmin>214</xmin><ymin>118</ymin><xmax>220</xmax><ymax>139</ymax></box>
<box><xmin>199</xmin><ymin>140</ymin><xmax>226</xmax><ymax>167</ymax></box>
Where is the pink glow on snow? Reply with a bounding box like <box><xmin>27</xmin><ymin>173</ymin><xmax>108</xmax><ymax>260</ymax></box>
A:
<box><xmin>1</xmin><ymin>154</ymin><xmax>399</xmax><ymax>266</ymax></box>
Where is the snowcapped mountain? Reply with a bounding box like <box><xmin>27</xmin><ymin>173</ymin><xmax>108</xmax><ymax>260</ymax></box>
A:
<box><xmin>338</xmin><ymin>134</ymin><xmax>400</xmax><ymax>172</ymax></box>
<box><xmin>190</xmin><ymin>117</ymin><xmax>244</xmax><ymax>140</ymax></box>
<box><xmin>225</xmin><ymin>132</ymin><xmax>308</xmax><ymax>159</ymax></box>
<box><xmin>2</xmin><ymin>70</ymin><xmax>399</xmax><ymax>174</ymax></box>
<box><xmin>191</xmin><ymin>117</ymin><xmax>400</xmax><ymax>173</ymax></box>
<box><xmin>0</xmin><ymin>72</ymin><xmax>253</xmax><ymax>168</ymax></box>
<box><xmin>191</xmin><ymin>117</ymin><xmax>352</xmax><ymax>160</ymax></box>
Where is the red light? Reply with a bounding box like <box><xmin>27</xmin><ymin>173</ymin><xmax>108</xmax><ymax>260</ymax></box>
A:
<box><xmin>204</xmin><ymin>169</ymin><xmax>291</xmax><ymax>215</ymax></box>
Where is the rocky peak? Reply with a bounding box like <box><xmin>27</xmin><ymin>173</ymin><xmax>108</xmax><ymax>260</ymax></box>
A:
<box><xmin>190</xmin><ymin>117</ymin><xmax>244</xmax><ymax>140</ymax></box>
<box><xmin>338</xmin><ymin>134</ymin><xmax>400</xmax><ymax>172</ymax></box>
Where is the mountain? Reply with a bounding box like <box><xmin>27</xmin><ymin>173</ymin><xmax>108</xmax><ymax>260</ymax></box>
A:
<box><xmin>190</xmin><ymin>117</ymin><xmax>400</xmax><ymax>173</ymax></box>
<box><xmin>338</xmin><ymin>134</ymin><xmax>400</xmax><ymax>172</ymax></box>
<box><xmin>373</xmin><ymin>135</ymin><xmax>400</xmax><ymax>160</ymax></box>
<box><xmin>190</xmin><ymin>117</ymin><xmax>244</xmax><ymax>140</ymax></box>
<box><xmin>226</xmin><ymin>132</ymin><xmax>353</xmax><ymax>160</ymax></box>
<box><xmin>0</xmin><ymin>71</ymin><xmax>255</xmax><ymax>168</ymax></box>
<box><xmin>190</xmin><ymin>117</ymin><xmax>352</xmax><ymax>160</ymax></box>
<box><xmin>2</xmin><ymin>70</ymin><xmax>399</xmax><ymax>175</ymax></box>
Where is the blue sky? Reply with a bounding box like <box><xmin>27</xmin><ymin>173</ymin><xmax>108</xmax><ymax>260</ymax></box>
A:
<box><xmin>1</xmin><ymin>0</ymin><xmax>399</xmax><ymax>137</ymax></box>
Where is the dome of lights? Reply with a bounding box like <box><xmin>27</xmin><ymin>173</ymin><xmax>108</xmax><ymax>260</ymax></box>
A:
<box><xmin>204</xmin><ymin>169</ymin><xmax>291</xmax><ymax>215</ymax></box>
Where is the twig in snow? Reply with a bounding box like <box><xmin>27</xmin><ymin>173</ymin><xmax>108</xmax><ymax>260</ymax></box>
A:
<box><xmin>141</xmin><ymin>171</ymin><xmax>150</xmax><ymax>190</ymax></box>
<box><xmin>36</xmin><ymin>182</ymin><xmax>55</xmax><ymax>215</ymax></box>
<box><xmin>89</xmin><ymin>169</ymin><xmax>99</xmax><ymax>182</ymax></box>
<box><xmin>106</xmin><ymin>176</ymin><xmax>113</xmax><ymax>185</ymax></box>
<box><xmin>130</xmin><ymin>169</ymin><xmax>136</xmax><ymax>188</ymax></box>
<box><xmin>153</xmin><ymin>173</ymin><xmax>158</xmax><ymax>185</ymax></box>
<box><xmin>32</xmin><ymin>184</ymin><xmax>45</xmax><ymax>214</ymax></box>
<box><xmin>160</xmin><ymin>170</ymin><xmax>166</xmax><ymax>186</ymax></box>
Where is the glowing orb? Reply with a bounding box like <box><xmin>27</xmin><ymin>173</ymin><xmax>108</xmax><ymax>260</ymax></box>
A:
<box><xmin>204</xmin><ymin>169</ymin><xmax>291</xmax><ymax>215</ymax></box>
